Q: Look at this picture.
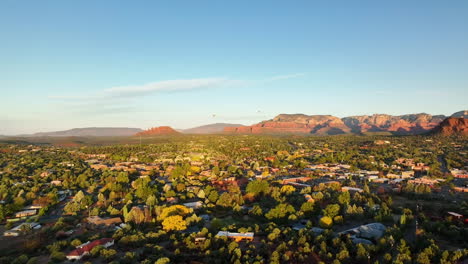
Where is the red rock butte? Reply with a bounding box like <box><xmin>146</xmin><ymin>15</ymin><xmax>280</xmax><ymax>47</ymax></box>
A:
<box><xmin>135</xmin><ymin>126</ymin><xmax>179</xmax><ymax>136</ymax></box>
<box><xmin>430</xmin><ymin>117</ymin><xmax>468</xmax><ymax>136</ymax></box>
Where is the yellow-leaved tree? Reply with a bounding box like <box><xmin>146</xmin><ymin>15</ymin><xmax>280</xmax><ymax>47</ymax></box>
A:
<box><xmin>158</xmin><ymin>205</ymin><xmax>191</xmax><ymax>221</ymax></box>
<box><xmin>162</xmin><ymin>215</ymin><xmax>187</xmax><ymax>231</ymax></box>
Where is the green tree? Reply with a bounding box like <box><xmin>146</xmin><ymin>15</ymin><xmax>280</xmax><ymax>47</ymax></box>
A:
<box><xmin>246</xmin><ymin>180</ymin><xmax>269</xmax><ymax>196</ymax></box>
<box><xmin>323</xmin><ymin>204</ymin><xmax>340</xmax><ymax>218</ymax></box>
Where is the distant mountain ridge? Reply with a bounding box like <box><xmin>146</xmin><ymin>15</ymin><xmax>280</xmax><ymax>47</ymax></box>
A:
<box><xmin>225</xmin><ymin>111</ymin><xmax>467</xmax><ymax>135</ymax></box>
<box><xmin>28</xmin><ymin>127</ymin><xmax>143</xmax><ymax>137</ymax></box>
<box><xmin>181</xmin><ymin>123</ymin><xmax>244</xmax><ymax>134</ymax></box>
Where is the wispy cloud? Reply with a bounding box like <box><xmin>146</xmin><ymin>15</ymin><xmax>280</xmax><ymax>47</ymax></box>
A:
<box><xmin>50</xmin><ymin>73</ymin><xmax>305</xmax><ymax>101</ymax></box>
<box><xmin>104</xmin><ymin>78</ymin><xmax>233</xmax><ymax>97</ymax></box>
<box><xmin>50</xmin><ymin>78</ymin><xmax>235</xmax><ymax>100</ymax></box>
<box><xmin>266</xmin><ymin>73</ymin><xmax>306</xmax><ymax>81</ymax></box>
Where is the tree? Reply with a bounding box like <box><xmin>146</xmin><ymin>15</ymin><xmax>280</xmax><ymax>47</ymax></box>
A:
<box><xmin>337</xmin><ymin>191</ymin><xmax>350</xmax><ymax>205</ymax></box>
<box><xmin>155</xmin><ymin>257</ymin><xmax>170</xmax><ymax>264</ymax></box>
<box><xmin>50</xmin><ymin>252</ymin><xmax>66</xmax><ymax>262</ymax></box>
<box><xmin>336</xmin><ymin>248</ymin><xmax>349</xmax><ymax>261</ymax></box>
<box><xmin>265</xmin><ymin>203</ymin><xmax>295</xmax><ymax>220</ymax></box>
<box><xmin>280</xmin><ymin>185</ymin><xmax>296</xmax><ymax>195</ymax></box>
<box><xmin>71</xmin><ymin>239</ymin><xmax>82</xmax><ymax>247</ymax></box>
<box><xmin>323</xmin><ymin>204</ymin><xmax>340</xmax><ymax>218</ymax></box>
<box><xmin>363</xmin><ymin>183</ymin><xmax>370</xmax><ymax>193</ymax></box>
<box><xmin>249</xmin><ymin>205</ymin><xmax>263</xmax><ymax>216</ymax></box>
<box><xmin>162</xmin><ymin>215</ymin><xmax>187</xmax><ymax>231</ymax></box>
<box><xmin>319</xmin><ymin>216</ymin><xmax>333</xmax><ymax>228</ymax></box>
<box><xmin>300</xmin><ymin>202</ymin><xmax>315</xmax><ymax>214</ymax></box>
<box><xmin>216</xmin><ymin>192</ymin><xmax>239</xmax><ymax>208</ymax></box>
<box><xmin>98</xmin><ymin>193</ymin><xmax>107</xmax><ymax>207</ymax></box>
<box><xmin>73</xmin><ymin>190</ymin><xmax>85</xmax><ymax>203</ymax></box>
<box><xmin>64</xmin><ymin>201</ymin><xmax>80</xmax><ymax>215</ymax></box>
<box><xmin>356</xmin><ymin>244</ymin><xmax>368</xmax><ymax>260</ymax></box>
<box><xmin>395</xmin><ymin>239</ymin><xmax>411</xmax><ymax>263</ymax></box>
<box><xmin>146</xmin><ymin>195</ymin><xmax>157</xmax><ymax>214</ymax></box>
<box><xmin>158</xmin><ymin>205</ymin><xmax>191</xmax><ymax>221</ymax></box>
<box><xmin>246</xmin><ymin>180</ymin><xmax>269</xmax><ymax>196</ymax></box>
<box><xmin>207</xmin><ymin>190</ymin><xmax>219</xmax><ymax>203</ymax></box>
<box><xmin>100</xmin><ymin>249</ymin><xmax>117</xmax><ymax>261</ymax></box>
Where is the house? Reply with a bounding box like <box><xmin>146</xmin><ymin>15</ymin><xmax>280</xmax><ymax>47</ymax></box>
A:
<box><xmin>24</xmin><ymin>205</ymin><xmax>43</xmax><ymax>210</ymax></box>
<box><xmin>454</xmin><ymin>187</ymin><xmax>468</xmax><ymax>193</ymax></box>
<box><xmin>166</xmin><ymin>197</ymin><xmax>179</xmax><ymax>204</ymax></box>
<box><xmin>216</xmin><ymin>231</ymin><xmax>254</xmax><ymax>242</ymax></box>
<box><xmin>87</xmin><ymin>216</ymin><xmax>122</xmax><ymax>227</ymax></box>
<box><xmin>451</xmin><ymin>169</ymin><xmax>468</xmax><ymax>179</ymax></box>
<box><xmin>4</xmin><ymin>222</ymin><xmax>41</xmax><ymax>236</ymax></box>
<box><xmin>183</xmin><ymin>201</ymin><xmax>203</xmax><ymax>210</ymax></box>
<box><xmin>401</xmin><ymin>171</ymin><xmax>415</xmax><ymax>178</ymax></box>
<box><xmin>372</xmin><ymin>178</ymin><xmax>389</xmax><ymax>184</ymax></box>
<box><xmin>304</xmin><ymin>194</ymin><xmax>314</xmax><ymax>203</ymax></box>
<box><xmin>408</xmin><ymin>177</ymin><xmax>444</xmax><ymax>186</ymax></box>
<box><xmin>66</xmin><ymin>238</ymin><xmax>114</xmax><ymax>260</ymax></box>
<box><xmin>339</xmin><ymin>223</ymin><xmax>386</xmax><ymax>242</ymax></box>
<box><xmin>51</xmin><ymin>180</ymin><xmax>62</xmax><ymax>186</ymax></box>
<box><xmin>341</xmin><ymin>186</ymin><xmax>363</xmax><ymax>193</ymax></box>
<box><xmin>281</xmin><ymin>177</ymin><xmax>312</xmax><ymax>185</ymax></box>
<box><xmin>447</xmin><ymin>212</ymin><xmax>463</xmax><ymax>220</ymax></box>
<box><xmin>367</xmin><ymin>175</ymin><xmax>379</xmax><ymax>181</ymax></box>
<box><xmin>15</xmin><ymin>209</ymin><xmax>37</xmax><ymax>218</ymax></box>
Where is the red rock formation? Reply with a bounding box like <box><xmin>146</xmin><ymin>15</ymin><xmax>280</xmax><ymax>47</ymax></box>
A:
<box><xmin>342</xmin><ymin>113</ymin><xmax>445</xmax><ymax>134</ymax></box>
<box><xmin>225</xmin><ymin>112</ymin><xmax>462</xmax><ymax>135</ymax></box>
<box><xmin>225</xmin><ymin>114</ymin><xmax>350</xmax><ymax>135</ymax></box>
<box><xmin>430</xmin><ymin>117</ymin><xmax>468</xmax><ymax>136</ymax></box>
<box><xmin>135</xmin><ymin>126</ymin><xmax>179</xmax><ymax>136</ymax></box>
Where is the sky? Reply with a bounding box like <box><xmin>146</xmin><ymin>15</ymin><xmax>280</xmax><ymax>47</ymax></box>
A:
<box><xmin>1</xmin><ymin>1</ymin><xmax>467</xmax><ymax>134</ymax></box>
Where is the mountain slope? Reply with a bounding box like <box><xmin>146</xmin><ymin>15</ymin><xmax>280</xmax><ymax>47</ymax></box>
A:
<box><xmin>430</xmin><ymin>117</ymin><xmax>468</xmax><ymax>136</ymax></box>
<box><xmin>181</xmin><ymin>123</ymin><xmax>244</xmax><ymax>134</ymax></box>
<box><xmin>30</xmin><ymin>127</ymin><xmax>143</xmax><ymax>137</ymax></box>
<box><xmin>451</xmin><ymin>110</ymin><xmax>468</xmax><ymax>119</ymax></box>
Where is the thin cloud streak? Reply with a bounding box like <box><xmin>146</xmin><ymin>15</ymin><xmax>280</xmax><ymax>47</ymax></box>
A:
<box><xmin>104</xmin><ymin>78</ymin><xmax>231</xmax><ymax>97</ymax></box>
<box><xmin>49</xmin><ymin>73</ymin><xmax>305</xmax><ymax>101</ymax></box>
<box><xmin>266</xmin><ymin>73</ymin><xmax>306</xmax><ymax>81</ymax></box>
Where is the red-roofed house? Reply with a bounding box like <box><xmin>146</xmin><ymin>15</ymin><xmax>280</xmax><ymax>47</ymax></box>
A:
<box><xmin>66</xmin><ymin>238</ymin><xmax>114</xmax><ymax>260</ymax></box>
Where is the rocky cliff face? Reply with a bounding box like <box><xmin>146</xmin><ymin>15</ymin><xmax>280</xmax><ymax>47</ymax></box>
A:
<box><xmin>225</xmin><ymin>112</ymin><xmax>466</xmax><ymax>135</ymax></box>
<box><xmin>430</xmin><ymin>117</ymin><xmax>468</xmax><ymax>136</ymax></box>
<box><xmin>225</xmin><ymin>114</ymin><xmax>350</xmax><ymax>135</ymax></box>
<box><xmin>342</xmin><ymin>113</ymin><xmax>445</xmax><ymax>134</ymax></box>
<box><xmin>135</xmin><ymin>126</ymin><xmax>179</xmax><ymax>136</ymax></box>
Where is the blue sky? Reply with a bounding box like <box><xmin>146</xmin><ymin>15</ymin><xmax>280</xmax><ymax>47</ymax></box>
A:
<box><xmin>1</xmin><ymin>1</ymin><xmax>467</xmax><ymax>134</ymax></box>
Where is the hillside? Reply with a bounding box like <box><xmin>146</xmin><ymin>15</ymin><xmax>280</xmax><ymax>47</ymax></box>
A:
<box><xmin>135</xmin><ymin>126</ymin><xmax>180</xmax><ymax>136</ymax></box>
<box><xmin>225</xmin><ymin>111</ymin><xmax>466</xmax><ymax>135</ymax></box>
<box><xmin>451</xmin><ymin>110</ymin><xmax>468</xmax><ymax>119</ymax></box>
<box><xmin>181</xmin><ymin>123</ymin><xmax>244</xmax><ymax>134</ymax></box>
<box><xmin>29</xmin><ymin>127</ymin><xmax>143</xmax><ymax>137</ymax></box>
<box><xmin>430</xmin><ymin>117</ymin><xmax>468</xmax><ymax>136</ymax></box>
